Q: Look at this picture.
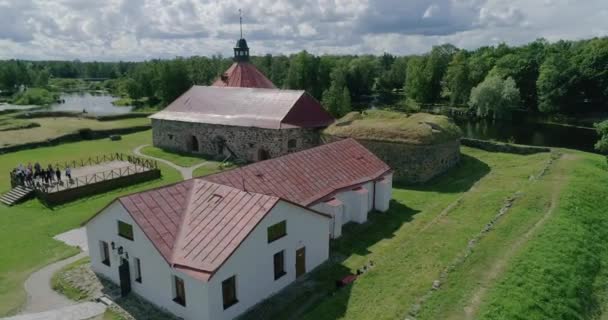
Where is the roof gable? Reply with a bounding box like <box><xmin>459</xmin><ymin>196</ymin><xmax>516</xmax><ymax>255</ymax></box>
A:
<box><xmin>150</xmin><ymin>86</ymin><xmax>334</xmax><ymax>129</ymax></box>
<box><xmin>204</xmin><ymin>139</ymin><xmax>391</xmax><ymax>206</ymax></box>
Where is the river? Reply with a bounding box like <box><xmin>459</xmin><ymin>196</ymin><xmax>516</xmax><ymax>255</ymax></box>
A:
<box><xmin>0</xmin><ymin>92</ymin><xmax>132</xmax><ymax>115</ymax></box>
<box><xmin>455</xmin><ymin>118</ymin><xmax>598</xmax><ymax>153</ymax></box>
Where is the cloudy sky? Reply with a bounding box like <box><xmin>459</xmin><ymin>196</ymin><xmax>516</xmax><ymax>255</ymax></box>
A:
<box><xmin>0</xmin><ymin>0</ymin><xmax>606</xmax><ymax>61</ymax></box>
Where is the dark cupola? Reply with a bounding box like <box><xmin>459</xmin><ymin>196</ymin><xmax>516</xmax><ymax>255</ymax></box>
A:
<box><xmin>234</xmin><ymin>38</ymin><xmax>249</xmax><ymax>62</ymax></box>
<box><xmin>233</xmin><ymin>9</ymin><xmax>249</xmax><ymax>62</ymax></box>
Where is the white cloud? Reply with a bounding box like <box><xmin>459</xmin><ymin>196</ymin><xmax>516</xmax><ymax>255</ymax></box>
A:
<box><xmin>0</xmin><ymin>0</ymin><xmax>606</xmax><ymax>61</ymax></box>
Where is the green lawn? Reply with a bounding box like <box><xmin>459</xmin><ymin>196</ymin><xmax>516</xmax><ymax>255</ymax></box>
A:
<box><xmin>0</xmin><ymin>117</ymin><xmax>150</xmax><ymax>147</ymax></box>
<box><xmin>0</xmin><ymin>131</ymin><xmax>181</xmax><ymax>316</ymax></box>
<box><xmin>139</xmin><ymin>145</ymin><xmax>208</xmax><ymax>167</ymax></box>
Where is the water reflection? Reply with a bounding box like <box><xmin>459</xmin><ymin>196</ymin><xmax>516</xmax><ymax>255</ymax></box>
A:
<box><xmin>0</xmin><ymin>92</ymin><xmax>132</xmax><ymax>115</ymax></box>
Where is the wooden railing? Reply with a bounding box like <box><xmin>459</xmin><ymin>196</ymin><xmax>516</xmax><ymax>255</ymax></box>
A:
<box><xmin>9</xmin><ymin>153</ymin><xmax>159</xmax><ymax>191</ymax></box>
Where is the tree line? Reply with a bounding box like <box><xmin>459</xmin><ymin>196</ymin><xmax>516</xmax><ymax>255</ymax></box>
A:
<box><xmin>1</xmin><ymin>37</ymin><xmax>606</xmax><ymax>118</ymax></box>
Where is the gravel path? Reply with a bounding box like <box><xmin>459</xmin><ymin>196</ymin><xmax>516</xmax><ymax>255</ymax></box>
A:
<box><xmin>21</xmin><ymin>252</ymin><xmax>88</xmax><ymax>314</ymax></box>
<box><xmin>133</xmin><ymin>144</ymin><xmax>208</xmax><ymax>180</ymax></box>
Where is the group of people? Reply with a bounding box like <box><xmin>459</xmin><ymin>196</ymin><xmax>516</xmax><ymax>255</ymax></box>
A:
<box><xmin>11</xmin><ymin>162</ymin><xmax>72</xmax><ymax>188</ymax></box>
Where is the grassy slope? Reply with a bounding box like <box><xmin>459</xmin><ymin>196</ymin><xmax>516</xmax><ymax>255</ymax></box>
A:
<box><xmin>0</xmin><ymin>117</ymin><xmax>150</xmax><ymax>147</ymax></box>
<box><xmin>51</xmin><ymin>257</ymin><xmax>91</xmax><ymax>301</ymax></box>
<box><xmin>475</xmin><ymin>153</ymin><xmax>608</xmax><ymax>320</ymax></box>
<box><xmin>0</xmin><ymin>131</ymin><xmax>181</xmax><ymax>316</ymax></box>
<box><xmin>242</xmin><ymin>147</ymin><xmax>549</xmax><ymax>320</ymax></box>
<box><xmin>324</xmin><ymin>110</ymin><xmax>462</xmax><ymax>145</ymax></box>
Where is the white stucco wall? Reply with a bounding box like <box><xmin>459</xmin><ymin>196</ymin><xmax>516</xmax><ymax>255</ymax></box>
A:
<box><xmin>311</xmin><ymin>199</ymin><xmax>344</xmax><ymax>238</ymax></box>
<box><xmin>374</xmin><ymin>173</ymin><xmax>393</xmax><ymax>212</ymax></box>
<box><xmin>86</xmin><ymin>202</ymin><xmax>211</xmax><ymax>320</ymax></box>
<box><xmin>310</xmin><ymin>174</ymin><xmax>393</xmax><ymax>237</ymax></box>
<box><xmin>86</xmin><ymin>199</ymin><xmax>330</xmax><ymax>320</ymax></box>
<box><xmin>206</xmin><ymin>201</ymin><xmax>330</xmax><ymax>320</ymax></box>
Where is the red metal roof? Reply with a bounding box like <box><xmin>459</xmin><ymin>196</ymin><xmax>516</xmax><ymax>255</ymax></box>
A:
<box><xmin>204</xmin><ymin>138</ymin><xmax>391</xmax><ymax>206</ymax></box>
<box><xmin>212</xmin><ymin>62</ymin><xmax>276</xmax><ymax>89</ymax></box>
<box><xmin>119</xmin><ymin>180</ymin><xmax>280</xmax><ymax>281</ymax></box>
<box><xmin>150</xmin><ymin>86</ymin><xmax>334</xmax><ymax>129</ymax></box>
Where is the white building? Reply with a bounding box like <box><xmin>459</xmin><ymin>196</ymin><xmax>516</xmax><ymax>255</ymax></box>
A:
<box><xmin>84</xmin><ymin>138</ymin><xmax>392</xmax><ymax>320</ymax></box>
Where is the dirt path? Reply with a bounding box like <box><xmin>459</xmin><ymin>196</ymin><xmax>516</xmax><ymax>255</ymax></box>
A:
<box><xmin>461</xmin><ymin>153</ymin><xmax>577</xmax><ymax>319</ymax></box>
<box><xmin>133</xmin><ymin>144</ymin><xmax>209</xmax><ymax>180</ymax></box>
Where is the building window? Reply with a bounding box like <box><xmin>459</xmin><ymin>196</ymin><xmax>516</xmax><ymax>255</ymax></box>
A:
<box><xmin>173</xmin><ymin>276</ymin><xmax>186</xmax><ymax>306</ymax></box>
<box><xmin>222</xmin><ymin>276</ymin><xmax>238</xmax><ymax>309</ymax></box>
<box><xmin>288</xmin><ymin>139</ymin><xmax>297</xmax><ymax>150</ymax></box>
<box><xmin>168</xmin><ymin>134</ymin><xmax>174</xmax><ymax>140</ymax></box>
<box><xmin>267</xmin><ymin>220</ymin><xmax>287</xmax><ymax>243</ymax></box>
<box><xmin>274</xmin><ymin>251</ymin><xmax>286</xmax><ymax>280</ymax></box>
<box><xmin>117</xmin><ymin>221</ymin><xmax>134</xmax><ymax>240</ymax></box>
<box><xmin>134</xmin><ymin>257</ymin><xmax>142</xmax><ymax>283</ymax></box>
<box><xmin>100</xmin><ymin>241</ymin><xmax>110</xmax><ymax>266</ymax></box>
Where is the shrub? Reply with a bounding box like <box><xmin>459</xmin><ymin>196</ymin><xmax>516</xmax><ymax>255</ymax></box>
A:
<box><xmin>11</xmin><ymin>88</ymin><xmax>59</xmax><ymax>106</ymax></box>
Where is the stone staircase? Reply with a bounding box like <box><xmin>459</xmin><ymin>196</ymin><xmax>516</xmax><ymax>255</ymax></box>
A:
<box><xmin>0</xmin><ymin>186</ymin><xmax>34</xmax><ymax>206</ymax></box>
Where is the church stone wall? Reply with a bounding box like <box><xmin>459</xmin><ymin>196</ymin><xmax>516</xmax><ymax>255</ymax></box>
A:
<box><xmin>152</xmin><ymin>119</ymin><xmax>321</xmax><ymax>162</ymax></box>
<box><xmin>324</xmin><ymin>135</ymin><xmax>461</xmax><ymax>184</ymax></box>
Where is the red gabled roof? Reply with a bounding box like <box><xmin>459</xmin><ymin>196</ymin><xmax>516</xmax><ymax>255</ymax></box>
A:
<box><xmin>204</xmin><ymin>139</ymin><xmax>391</xmax><ymax>206</ymax></box>
<box><xmin>212</xmin><ymin>62</ymin><xmax>276</xmax><ymax>89</ymax></box>
<box><xmin>119</xmin><ymin>180</ymin><xmax>280</xmax><ymax>281</ymax></box>
<box><xmin>149</xmin><ymin>86</ymin><xmax>334</xmax><ymax>129</ymax></box>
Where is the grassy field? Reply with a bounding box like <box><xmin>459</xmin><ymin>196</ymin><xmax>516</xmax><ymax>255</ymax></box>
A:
<box><xmin>0</xmin><ymin>116</ymin><xmax>150</xmax><ymax>147</ymax></box>
<box><xmin>2</xmin><ymin>129</ymin><xmax>608</xmax><ymax>320</ymax></box>
<box><xmin>139</xmin><ymin>145</ymin><xmax>207</xmax><ymax>167</ymax></box>
<box><xmin>0</xmin><ymin>131</ymin><xmax>181</xmax><ymax>316</ymax></box>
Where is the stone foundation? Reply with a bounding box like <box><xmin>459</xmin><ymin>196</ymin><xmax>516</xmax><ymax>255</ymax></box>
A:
<box><xmin>152</xmin><ymin>119</ymin><xmax>321</xmax><ymax>162</ymax></box>
<box><xmin>325</xmin><ymin>135</ymin><xmax>461</xmax><ymax>184</ymax></box>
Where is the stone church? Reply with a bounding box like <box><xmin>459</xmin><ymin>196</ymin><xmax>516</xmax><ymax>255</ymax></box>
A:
<box><xmin>150</xmin><ymin>36</ymin><xmax>334</xmax><ymax>162</ymax></box>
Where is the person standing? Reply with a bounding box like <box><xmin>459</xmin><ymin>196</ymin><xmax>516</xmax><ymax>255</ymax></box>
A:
<box><xmin>65</xmin><ymin>166</ymin><xmax>72</xmax><ymax>181</ymax></box>
<box><xmin>55</xmin><ymin>167</ymin><xmax>61</xmax><ymax>182</ymax></box>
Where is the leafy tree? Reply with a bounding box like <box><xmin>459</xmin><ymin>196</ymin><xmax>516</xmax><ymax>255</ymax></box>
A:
<box><xmin>285</xmin><ymin>51</ymin><xmax>318</xmax><ymax>95</ymax></box>
<box><xmin>405</xmin><ymin>56</ymin><xmax>431</xmax><ymax>103</ymax></box>
<box><xmin>536</xmin><ymin>48</ymin><xmax>575</xmax><ymax>113</ymax></box>
<box><xmin>424</xmin><ymin>44</ymin><xmax>458</xmax><ymax>102</ymax></box>
<box><xmin>595</xmin><ymin>120</ymin><xmax>608</xmax><ymax>154</ymax></box>
<box><xmin>443</xmin><ymin>51</ymin><xmax>471</xmax><ymax>106</ymax></box>
<box><xmin>469</xmin><ymin>74</ymin><xmax>521</xmax><ymax>119</ymax></box>
<box><xmin>322</xmin><ymin>64</ymin><xmax>351</xmax><ymax>117</ymax></box>
<box><xmin>346</xmin><ymin>56</ymin><xmax>379</xmax><ymax>98</ymax></box>
<box><xmin>156</xmin><ymin>59</ymin><xmax>191</xmax><ymax>104</ymax></box>
<box><xmin>377</xmin><ymin>56</ymin><xmax>408</xmax><ymax>92</ymax></box>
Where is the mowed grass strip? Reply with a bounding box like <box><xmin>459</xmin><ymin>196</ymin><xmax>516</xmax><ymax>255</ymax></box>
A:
<box><xmin>0</xmin><ymin>131</ymin><xmax>181</xmax><ymax>316</ymax></box>
<box><xmin>242</xmin><ymin>147</ymin><xmax>550</xmax><ymax>320</ymax></box>
<box><xmin>0</xmin><ymin>117</ymin><xmax>150</xmax><ymax>147</ymax></box>
<box><xmin>139</xmin><ymin>145</ymin><xmax>209</xmax><ymax>167</ymax></box>
<box><xmin>476</xmin><ymin>152</ymin><xmax>608</xmax><ymax>320</ymax></box>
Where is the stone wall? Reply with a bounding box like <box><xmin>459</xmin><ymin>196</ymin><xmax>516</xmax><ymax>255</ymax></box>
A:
<box><xmin>325</xmin><ymin>135</ymin><xmax>461</xmax><ymax>184</ymax></box>
<box><xmin>461</xmin><ymin>138</ymin><xmax>550</xmax><ymax>154</ymax></box>
<box><xmin>152</xmin><ymin>119</ymin><xmax>321</xmax><ymax>162</ymax></box>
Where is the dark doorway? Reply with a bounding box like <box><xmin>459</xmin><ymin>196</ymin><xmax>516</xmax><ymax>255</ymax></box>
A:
<box><xmin>190</xmin><ymin>135</ymin><xmax>199</xmax><ymax>152</ymax></box>
<box><xmin>296</xmin><ymin>247</ymin><xmax>306</xmax><ymax>278</ymax></box>
<box><xmin>258</xmin><ymin>149</ymin><xmax>270</xmax><ymax>161</ymax></box>
<box><xmin>119</xmin><ymin>258</ymin><xmax>131</xmax><ymax>297</ymax></box>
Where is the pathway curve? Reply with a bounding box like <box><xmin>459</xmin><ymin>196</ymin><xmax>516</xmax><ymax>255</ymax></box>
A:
<box><xmin>21</xmin><ymin>252</ymin><xmax>87</xmax><ymax>314</ymax></box>
<box><xmin>133</xmin><ymin>144</ymin><xmax>208</xmax><ymax>180</ymax></box>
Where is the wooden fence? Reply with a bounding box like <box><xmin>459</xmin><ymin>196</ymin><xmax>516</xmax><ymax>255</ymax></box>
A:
<box><xmin>9</xmin><ymin>153</ymin><xmax>159</xmax><ymax>192</ymax></box>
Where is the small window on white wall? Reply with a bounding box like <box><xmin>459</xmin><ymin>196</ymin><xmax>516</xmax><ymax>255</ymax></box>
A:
<box><xmin>100</xmin><ymin>241</ymin><xmax>110</xmax><ymax>266</ymax></box>
<box><xmin>134</xmin><ymin>257</ymin><xmax>142</xmax><ymax>283</ymax></box>
<box><xmin>173</xmin><ymin>275</ymin><xmax>186</xmax><ymax>306</ymax></box>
